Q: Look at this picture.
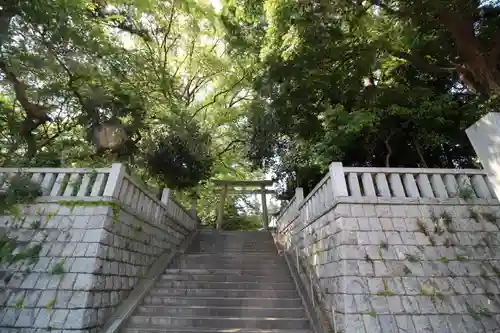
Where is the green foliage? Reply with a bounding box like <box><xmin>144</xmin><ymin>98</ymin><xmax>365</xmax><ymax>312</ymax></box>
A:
<box><xmin>438</xmin><ymin>257</ymin><xmax>449</xmax><ymax>264</ymax></box>
<box><xmin>222</xmin><ymin>0</ymin><xmax>491</xmax><ymax>197</ymax></box>
<box><xmin>13</xmin><ymin>244</ymin><xmax>42</xmax><ymax>264</ymax></box>
<box><xmin>0</xmin><ymin>232</ymin><xmax>42</xmax><ymax>266</ymax></box>
<box><xmin>439</xmin><ymin>211</ymin><xmax>453</xmax><ymax>227</ymax></box>
<box><xmin>0</xmin><ymin>235</ymin><xmax>19</xmax><ymax>265</ymax></box>
<box><xmin>456</xmin><ymin>187</ymin><xmax>475</xmax><ymax>201</ymax></box>
<box><xmin>29</xmin><ymin>220</ymin><xmax>41</xmax><ymax>230</ymax></box>
<box><xmin>0</xmin><ymin>0</ymin><xmax>260</xmax><ymax>221</ymax></box>
<box><xmin>416</xmin><ymin>219</ymin><xmax>429</xmax><ymax>236</ymax></box>
<box><xmin>58</xmin><ymin>200</ymin><xmax>120</xmax><ymax>225</ymax></box>
<box><xmin>146</xmin><ymin>120</ymin><xmax>214</xmax><ymax>190</ymax></box>
<box><xmin>51</xmin><ymin>260</ymin><xmax>65</xmax><ymax>275</ymax></box>
<box><xmin>2</xmin><ymin>0</ymin><xmax>498</xmax><ymax>224</ymax></box>
<box><xmin>0</xmin><ymin>175</ymin><xmax>42</xmax><ymax>215</ymax></box>
<box><xmin>405</xmin><ymin>253</ymin><xmax>420</xmax><ymax>262</ymax></box>
<box><xmin>44</xmin><ymin>299</ymin><xmax>56</xmax><ymax>312</ymax></box>
<box><xmin>420</xmin><ymin>285</ymin><xmax>443</xmax><ymax>298</ymax></box>
<box><xmin>377</xmin><ymin>279</ymin><xmax>396</xmax><ymax>296</ymax></box>
<box><xmin>15</xmin><ymin>297</ymin><xmax>24</xmax><ymax>309</ymax></box>
<box><xmin>221</xmin><ymin>199</ymin><xmax>263</xmax><ymax>231</ymax></box>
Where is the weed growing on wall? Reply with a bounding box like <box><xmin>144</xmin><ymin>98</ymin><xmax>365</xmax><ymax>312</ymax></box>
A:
<box><xmin>469</xmin><ymin>208</ymin><xmax>481</xmax><ymax>223</ymax></box>
<box><xmin>376</xmin><ymin>279</ymin><xmax>396</xmax><ymax>296</ymax></box>
<box><xmin>0</xmin><ymin>175</ymin><xmax>42</xmax><ymax>215</ymax></box>
<box><xmin>58</xmin><ymin>200</ymin><xmax>121</xmax><ymax>225</ymax></box>
<box><xmin>416</xmin><ymin>218</ymin><xmax>429</xmax><ymax>236</ymax></box>
<box><xmin>0</xmin><ymin>175</ymin><xmax>43</xmax><ymax>267</ymax></box>
<box><xmin>456</xmin><ymin>186</ymin><xmax>475</xmax><ymax>201</ymax></box>
<box><xmin>51</xmin><ymin>259</ymin><xmax>65</xmax><ymax>275</ymax></box>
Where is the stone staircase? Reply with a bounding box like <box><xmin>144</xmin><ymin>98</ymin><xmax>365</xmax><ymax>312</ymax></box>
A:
<box><xmin>120</xmin><ymin>230</ymin><xmax>313</xmax><ymax>333</ymax></box>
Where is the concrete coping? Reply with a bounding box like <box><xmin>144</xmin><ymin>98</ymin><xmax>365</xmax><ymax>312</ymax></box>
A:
<box><xmin>332</xmin><ymin>196</ymin><xmax>500</xmax><ymax>206</ymax></box>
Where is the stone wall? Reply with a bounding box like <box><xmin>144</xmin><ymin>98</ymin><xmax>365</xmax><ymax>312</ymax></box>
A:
<box><xmin>0</xmin><ymin>198</ymin><xmax>194</xmax><ymax>333</ymax></box>
<box><xmin>280</xmin><ymin>197</ymin><xmax>500</xmax><ymax>333</ymax></box>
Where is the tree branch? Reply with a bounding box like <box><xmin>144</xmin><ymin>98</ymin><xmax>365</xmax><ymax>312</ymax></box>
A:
<box><xmin>0</xmin><ymin>60</ymin><xmax>51</xmax><ymax>121</ymax></box>
<box><xmin>413</xmin><ymin>138</ymin><xmax>428</xmax><ymax>168</ymax></box>
<box><xmin>191</xmin><ymin>75</ymin><xmax>247</xmax><ymax>119</ymax></box>
<box><xmin>228</xmin><ymin>90</ymin><xmax>251</xmax><ymax>107</ymax></box>
<box><xmin>217</xmin><ymin>139</ymin><xmax>245</xmax><ymax>157</ymax></box>
<box><xmin>388</xmin><ymin>50</ymin><xmax>456</xmax><ymax>74</ymax></box>
<box><xmin>384</xmin><ymin>132</ymin><xmax>393</xmax><ymax>167</ymax></box>
<box><xmin>375</xmin><ymin>1</ymin><xmax>407</xmax><ymax>17</ymax></box>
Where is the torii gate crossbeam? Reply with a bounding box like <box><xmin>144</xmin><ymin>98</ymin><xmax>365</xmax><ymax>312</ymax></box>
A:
<box><xmin>213</xmin><ymin>179</ymin><xmax>274</xmax><ymax>230</ymax></box>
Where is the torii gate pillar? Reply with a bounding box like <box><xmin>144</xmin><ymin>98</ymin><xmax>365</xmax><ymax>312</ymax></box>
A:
<box><xmin>213</xmin><ymin>179</ymin><xmax>274</xmax><ymax>230</ymax></box>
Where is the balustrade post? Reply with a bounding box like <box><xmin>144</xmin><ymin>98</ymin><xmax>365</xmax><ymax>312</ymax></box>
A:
<box><xmin>466</xmin><ymin>112</ymin><xmax>500</xmax><ymax>200</ymax></box>
<box><xmin>103</xmin><ymin>163</ymin><xmax>126</xmax><ymax>198</ymax></box>
<box><xmin>161</xmin><ymin>188</ymin><xmax>171</xmax><ymax>206</ymax></box>
<box><xmin>328</xmin><ymin>162</ymin><xmax>348</xmax><ymax>197</ymax></box>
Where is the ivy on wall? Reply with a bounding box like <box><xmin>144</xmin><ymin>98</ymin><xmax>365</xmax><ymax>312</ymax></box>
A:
<box><xmin>0</xmin><ymin>175</ymin><xmax>43</xmax><ymax>266</ymax></box>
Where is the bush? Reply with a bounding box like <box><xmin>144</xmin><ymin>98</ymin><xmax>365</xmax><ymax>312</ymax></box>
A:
<box><xmin>0</xmin><ymin>175</ymin><xmax>42</xmax><ymax>215</ymax></box>
<box><xmin>146</xmin><ymin>123</ymin><xmax>214</xmax><ymax>190</ymax></box>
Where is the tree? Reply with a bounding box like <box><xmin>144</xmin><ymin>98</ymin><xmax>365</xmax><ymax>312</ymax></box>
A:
<box><xmin>0</xmin><ymin>0</ymin><xmax>267</xmax><ymax>222</ymax></box>
<box><xmin>372</xmin><ymin>0</ymin><xmax>500</xmax><ymax>95</ymax></box>
<box><xmin>0</xmin><ymin>0</ymin><xmax>150</xmax><ymax>163</ymax></box>
<box><xmin>222</xmin><ymin>0</ymin><xmax>493</xmax><ymax>198</ymax></box>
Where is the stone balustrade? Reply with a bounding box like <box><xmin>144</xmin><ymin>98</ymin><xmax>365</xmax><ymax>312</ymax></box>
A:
<box><xmin>276</xmin><ymin>162</ymin><xmax>500</xmax><ymax>333</ymax></box>
<box><xmin>0</xmin><ymin>164</ymin><xmax>197</xmax><ymax>333</ymax></box>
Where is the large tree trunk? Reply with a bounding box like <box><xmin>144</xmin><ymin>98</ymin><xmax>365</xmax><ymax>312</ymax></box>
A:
<box><xmin>439</xmin><ymin>11</ymin><xmax>500</xmax><ymax>95</ymax></box>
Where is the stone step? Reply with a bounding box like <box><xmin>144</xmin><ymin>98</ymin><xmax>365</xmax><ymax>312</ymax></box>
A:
<box><xmin>149</xmin><ymin>288</ymin><xmax>299</xmax><ymax>298</ymax></box>
<box><xmin>194</xmin><ymin>239</ymin><xmax>275</xmax><ymax>243</ymax></box>
<box><xmin>135</xmin><ymin>305</ymin><xmax>307</xmax><ymax>318</ymax></box>
<box><xmin>183</xmin><ymin>253</ymin><xmax>281</xmax><ymax>258</ymax></box>
<box><xmin>191</xmin><ymin>249</ymin><xmax>277</xmax><ymax>252</ymax></box>
<box><xmin>142</xmin><ymin>296</ymin><xmax>303</xmax><ymax>308</ymax></box>
<box><xmin>128</xmin><ymin>315</ymin><xmax>310</xmax><ymax>329</ymax></box>
<box><xmin>159</xmin><ymin>273</ymin><xmax>294</xmax><ymax>283</ymax></box>
<box><xmin>120</xmin><ymin>231</ymin><xmax>311</xmax><ymax>333</ymax></box>
<box><xmin>163</xmin><ymin>268</ymin><xmax>292</xmax><ymax>277</ymax></box>
<box><xmin>197</xmin><ymin>230</ymin><xmax>274</xmax><ymax>235</ymax></box>
<box><xmin>172</xmin><ymin>263</ymin><xmax>289</xmax><ymax>270</ymax></box>
<box><xmin>177</xmin><ymin>255</ymin><xmax>285</xmax><ymax>264</ymax></box>
<box><xmin>191</xmin><ymin>246</ymin><xmax>277</xmax><ymax>251</ymax></box>
<box><xmin>194</xmin><ymin>239</ymin><xmax>276</xmax><ymax>243</ymax></box>
<box><xmin>194</xmin><ymin>240</ymin><xmax>276</xmax><ymax>245</ymax></box>
<box><xmin>194</xmin><ymin>241</ymin><xmax>276</xmax><ymax>244</ymax></box>
<box><xmin>195</xmin><ymin>237</ymin><xmax>275</xmax><ymax>241</ymax></box>
<box><xmin>175</xmin><ymin>256</ymin><xmax>285</xmax><ymax>263</ymax></box>
<box><xmin>123</xmin><ymin>326</ymin><xmax>311</xmax><ymax>333</ymax></box>
<box><xmin>155</xmin><ymin>280</ymin><xmax>296</xmax><ymax>290</ymax></box>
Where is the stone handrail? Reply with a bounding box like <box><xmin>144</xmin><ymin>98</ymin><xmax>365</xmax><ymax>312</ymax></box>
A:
<box><xmin>0</xmin><ymin>163</ymin><xmax>197</xmax><ymax>230</ymax></box>
<box><xmin>343</xmin><ymin>166</ymin><xmax>494</xmax><ymax>199</ymax></box>
<box><xmin>276</xmin><ymin>187</ymin><xmax>303</xmax><ymax>233</ymax></box>
<box><xmin>276</xmin><ymin>162</ymin><xmax>495</xmax><ymax>234</ymax></box>
<box><xmin>0</xmin><ymin>166</ymin><xmax>114</xmax><ymax>197</ymax></box>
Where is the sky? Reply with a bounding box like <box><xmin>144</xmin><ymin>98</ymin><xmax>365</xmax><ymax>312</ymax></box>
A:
<box><xmin>209</xmin><ymin>0</ymin><xmax>222</xmax><ymax>12</ymax></box>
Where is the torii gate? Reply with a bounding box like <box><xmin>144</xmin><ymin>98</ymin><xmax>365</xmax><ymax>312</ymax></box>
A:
<box><xmin>213</xmin><ymin>179</ymin><xmax>274</xmax><ymax>230</ymax></box>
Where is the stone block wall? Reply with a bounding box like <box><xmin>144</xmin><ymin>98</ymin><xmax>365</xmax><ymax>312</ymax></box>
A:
<box><xmin>282</xmin><ymin>197</ymin><xmax>500</xmax><ymax>333</ymax></box>
<box><xmin>0</xmin><ymin>199</ymin><xmax>193</xmax><ymax>333</ymax></box>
